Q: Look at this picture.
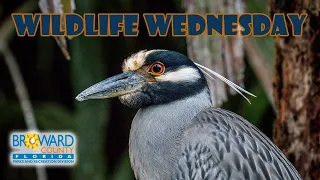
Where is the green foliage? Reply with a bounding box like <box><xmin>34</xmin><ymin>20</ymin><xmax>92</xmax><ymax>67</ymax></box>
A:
<box><xmin>244</xmin><ymin>0</ymin><xmax>275</xmax><ymax>126</ymax></box>
<box><xmin>69</xmin><ymin>1</ymin><xmax>110</xmax><ymax>179</ymax></box>
<box><xmin>241</xmin><ymin>85</ymin><xmax>270</xmax><ymax>126</ymax></box>
<box><xmin>61</xmin><ymin>0</ymin><xmax>73</xmax><ymax>12</ymax></box>
<box><xmin>35</xmin><ymin>103</ymin><xmax>74</xmax><ymax>130</ymax></box>
<box><xmin>112</xmin><ymin>153</ymin><xmax>135</xmax><ymax>180</ymax></box>
<box><xmin>0</xmin><ymin>101</ymin><xmax>23</xmax><ymax>125</ymax></box>
<box><xmin>222</xmin><ymin>0</ymin><xmax>275</xmax><ymax>128</ymax></box>
<box><xmin>70</xmin><ymin>34</ymin><xmax>109</xmax><ymax>180</ymax></box>
<box><xmin>247</xmin><ymin>0</ymin><xmax>275</xmax><ymax>65</ymax></box>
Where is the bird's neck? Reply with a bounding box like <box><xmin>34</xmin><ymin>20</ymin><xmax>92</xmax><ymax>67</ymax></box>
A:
<box><xmin>131</xmin><ymin>88</ymin><xmax>212</xmax><ymax>136</ymax></box>
<box><xmin>129</xmin><ymin>88</ymin><xmax>211</xmax><ymax>179</ymax></box>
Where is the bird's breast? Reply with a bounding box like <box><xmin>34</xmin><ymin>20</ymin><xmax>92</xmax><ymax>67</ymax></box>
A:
<box><xmin>128</xmin><ymin>89</ymin><xmax>212</xmax><ymax>180</ymax></box>
<box><xmin>129</xmin><ymin>108</ymin><xmax>181</xmax><ymax>180</ymax></box>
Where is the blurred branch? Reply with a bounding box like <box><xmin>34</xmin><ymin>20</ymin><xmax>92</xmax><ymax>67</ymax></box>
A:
<box><xmin>39</xmin><ymin>0</ymin><xmax>76</xmax><ymax>60</ymax></box>
<box><xmin>224</xmin><ymin>0</ymin><xmax>245</xmax><ymax>93</ymax></box>
<box><xmin>184</xmin><ymin>0</ymin><xmax>248</xmax><ymax>107</ymax></box>
<box><xmin>0</xmin><ymin>0</ymin><xmax>72</xmax><ymax>60</ymax></box>
<box><xmin>184</xmin><ymin>0</ymin><xmax>227</xmax><ymax>107</ymax></box>
<box><xmin>244</xmin><ymin>37</ymin><xmax>276</xmax><ymax>111</ymax></box>
<box><xmin>0</xmin><ymin>43</ymin><xmax>47</xmax><ymax>180</ymax></box>
<box><xmin>0</xmin><ymin>1</ymin><xmax>46</xmax><ymax>179</ymax></box>
<box><xmin>1</xmin><ymin>45</ymin><xmax>38</xmax><ymax>130</ymax></box>
<box><xmin>0</xmin><ymin>0</ymin><xmax>38</xmax><ymax>50</ymax></box>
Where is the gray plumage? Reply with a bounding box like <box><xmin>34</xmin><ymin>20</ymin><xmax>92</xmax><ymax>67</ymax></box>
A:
<box><xmin>129</xmin><ymin>89</ymin><xmax>301</xmax><ymax>180</ymax></box>
<box><xmin>75</xmin><ymin>50</ymin><xmax>302</xmax><ymax>180</ymax></box>
<box><xmin>175</xmin><ymin>108</ymin><xmax>301</xmax><ymax>180</ymax></box>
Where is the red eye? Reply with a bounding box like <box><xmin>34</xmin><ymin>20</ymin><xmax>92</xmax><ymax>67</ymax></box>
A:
<box><xmin>149</xmin><ymin>62</ymin><xmax>165</xmax><ymax>75</ymax></box>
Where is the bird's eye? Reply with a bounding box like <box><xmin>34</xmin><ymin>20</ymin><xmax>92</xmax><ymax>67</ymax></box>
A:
<box><xmin>148</xmin><ymin>62</ymin><xmax>165</xmax><ymax>75</ymax></box>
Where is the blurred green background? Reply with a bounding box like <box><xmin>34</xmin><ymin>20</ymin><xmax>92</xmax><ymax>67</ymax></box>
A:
<box><xmin>0</xmin><ymin>0</ymin><xmax>275</xmax><ymax>180</ymax></box>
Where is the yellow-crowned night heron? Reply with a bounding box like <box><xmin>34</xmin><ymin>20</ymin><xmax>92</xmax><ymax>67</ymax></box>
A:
<box><xmin>76</xmin><ymin>50</ymin><xmax>301</xmax><ymax>180</ymax></box>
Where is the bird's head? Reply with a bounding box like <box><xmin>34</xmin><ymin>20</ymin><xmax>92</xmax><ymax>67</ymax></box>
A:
<box><xmin>75</xmin><ymin>50</ymin><xmax>208</xmax><ymax>108</ymax></box>
<box><xmin>75</xmin><ymin>49</ymin><xmax>255</xmax><ymax>108</ymax></box>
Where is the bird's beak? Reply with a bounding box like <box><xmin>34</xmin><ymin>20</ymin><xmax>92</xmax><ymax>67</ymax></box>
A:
<box><xmin>75</xmin><ymin>71</ymin><xmax>146</xmax><ymax>102</ymax></box>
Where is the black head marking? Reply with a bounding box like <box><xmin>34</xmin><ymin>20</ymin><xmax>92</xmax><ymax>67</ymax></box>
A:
<box><xmin>119</xmin><ymin>50</ymin><xmax>209</xmax><ymax>108</ymax></box>
<box><xmin>145</xmin><ymin>50</ymin><xmax>199</xmax><ymax>72</ymax></box>
<box><xmin>142</xmin><ymin>50</ymin><xmax>208</xmax><ymax>105</ymax></box>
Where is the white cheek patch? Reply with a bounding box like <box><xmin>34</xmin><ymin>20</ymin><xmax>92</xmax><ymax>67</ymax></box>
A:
<box><xmin>155</xmin><ymin>67</ymin><xmax>201</xmax><ymax>82</ymax></box>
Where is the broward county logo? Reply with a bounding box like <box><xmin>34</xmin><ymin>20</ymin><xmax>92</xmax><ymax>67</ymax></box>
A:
<box><xmin>9</xmin><ymin>131</ymin><xmax>76</xmax><ymax>166</ymax></box>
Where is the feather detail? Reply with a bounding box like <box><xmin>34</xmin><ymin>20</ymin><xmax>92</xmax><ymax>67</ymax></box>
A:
<box><xmin>195</xmin><ymin>63</ymin><xmax>256</xmax><ymax>105</ymax></box>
